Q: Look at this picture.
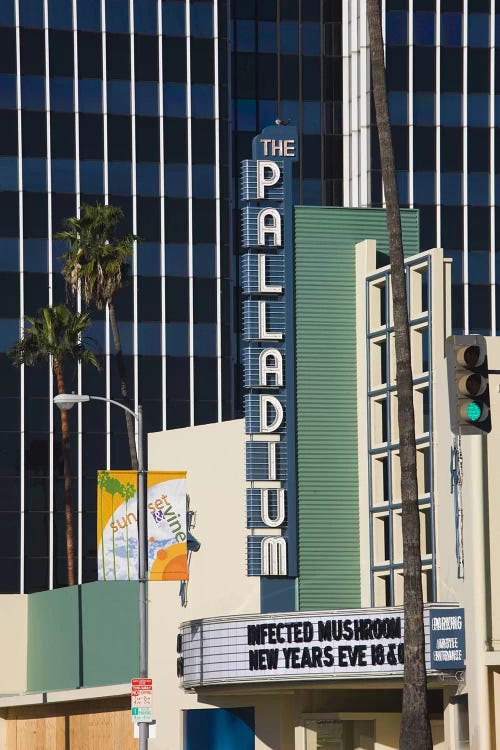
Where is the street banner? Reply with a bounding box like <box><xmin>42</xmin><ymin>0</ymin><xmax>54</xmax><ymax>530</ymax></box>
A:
<box><xmin>97</xmin><ymin>470</ymin><xmax>188</xmax><ymax>581</ymax></box>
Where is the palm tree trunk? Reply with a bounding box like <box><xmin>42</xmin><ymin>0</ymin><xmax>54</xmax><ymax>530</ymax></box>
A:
<box><xmin>108</xmin><ymin>300</ymin><xmax>138</xmax><ymax>470</ymax></box>
<box><xmin>53</xmin><ymin>358</ymin><xmax>75</xmax><ymax>587</ymax></box>
<box><xmin>366</xmin><ymin>2</ymin><xmax>432</xmax><ymax>748</ymax></box>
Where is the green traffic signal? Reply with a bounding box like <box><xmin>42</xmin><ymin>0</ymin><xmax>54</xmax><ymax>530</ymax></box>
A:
<box><xmin>445</xmin><ymin>335</ymin><xmax>491</xmax><ymax>435</ymax></box>
<box><xmin>466</xmin><ymin>401</ymin><xmax>482</xmax><ymax>423</ymax></box>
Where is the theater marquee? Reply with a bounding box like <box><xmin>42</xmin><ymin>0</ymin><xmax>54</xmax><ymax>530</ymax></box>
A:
<box><xmin>179</xmin><ymin>605</ymin><xmax>465</xmax><ymax>687</ymax></box>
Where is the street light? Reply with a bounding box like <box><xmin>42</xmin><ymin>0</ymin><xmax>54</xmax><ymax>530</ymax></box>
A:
<box><xmin>54</xmin><ymin>392</ymin><xmax>149</xmax><ymax>749</ymax></box>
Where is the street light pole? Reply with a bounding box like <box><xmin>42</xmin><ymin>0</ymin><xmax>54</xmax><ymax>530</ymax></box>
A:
<box><xmin>53</xmin><ymin>393</ymin><xmax>149</xmax><ymax>750</ymax></box>
<box><xmin>136</xmin><ymin>404</ymin><xmax>149</xmax><ymax>750</ymax></box>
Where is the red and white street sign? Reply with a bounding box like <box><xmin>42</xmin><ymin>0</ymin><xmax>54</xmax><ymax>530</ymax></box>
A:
<box><xmin>131</xmin><ymin>678</ymin><xmax>153</xmax><ymax>723</ymax></box>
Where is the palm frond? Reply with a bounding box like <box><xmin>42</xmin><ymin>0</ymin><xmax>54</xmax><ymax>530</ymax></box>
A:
<box><xmin>56</xmin><ymin>204</ymin><xmax>136</xmax><ymax>310</ymax></box>
<box><xmin>7</xmin><ymin>305</ymin><xmax>101</xmax><ymax>372</ymax></box>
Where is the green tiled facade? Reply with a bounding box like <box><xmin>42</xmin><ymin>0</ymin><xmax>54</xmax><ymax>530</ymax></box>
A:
<box><xmin>294</xmin><ymin>206</ymin><xmax>420</xmax><ymax>610</ymax></box>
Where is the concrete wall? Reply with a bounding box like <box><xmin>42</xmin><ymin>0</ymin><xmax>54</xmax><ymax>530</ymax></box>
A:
<box><xmin>148</xmin><ymin>419</ymin><xmax>261</xmax><ymax>750</ymax></box>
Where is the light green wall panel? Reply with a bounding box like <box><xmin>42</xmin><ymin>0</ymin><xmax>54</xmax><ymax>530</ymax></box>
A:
<box><xmin>27</xmin><ymin>586</ymin><xmax>79</xmax><ymax>692</ymax></box>
<box><xmin>27</xmin><ymin>581</ymin><xmax>138</xmax><ymax>692</ymax></box>
<box><xmin>294</xmin><ymin>206</ymin><xmax>420</xmax><ymax>611</ymax></box>
<box><xmin>81</xmin><ymin>581</ymin><xmax>139</xmax><ymax>686</ymax></box>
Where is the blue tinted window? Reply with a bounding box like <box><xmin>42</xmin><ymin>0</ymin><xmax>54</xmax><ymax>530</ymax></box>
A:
<box><xmin>79</xmin><ymin>79</ymin><xmax>102</xmax><ymax>113</ymax></box>
<box><xmin>0</xmin><ymin>320</ymin><xmax>21</xmax><ymax>349</ymax></box>
<box><xmin>413</xmin><ymin>13</ymin><xmax>435</xmax><ymax>45</ymax></box>
<box><xmin>192</xmin><ymin>85</ymin><xmax>214</xmax><ymax>118</ymax></box>
<box><xmin>259</xmin><ymin>100</ymin><xmax>277</xmax><ymax>130</ymax></box>
<box><xmin>117</xmin><ymin>322</ymin><xmax>133</xmax><ymax>354</ymax></box>
<box><xmin>166</xmin><ymin>322</ymin><xmax>189</xmax><ymax>355</ymax></box>
<box><xmin>258</xmin><ymin>22</ymin><xmax>277</xmax><ymax>53</ymax></box>
<box><xmin>134</xmin><ymin>0</ymin><xmax>157</xmax><ymax>34</ymax></box>
<box><xmin>165</xmin><ymin>244</ymin><xmax>187</xmax><ymax>275</ymax></box>
<box><xmin>0</xmin><ymin>76</ymin><xmax>17</xmax><ymax>109</ymax></box>
<box><xmin>236</xmin><ymin>99</ymin><xmax>256</xmax><ymax>131</ymax></box>
<box><xmin>51</xmin><ymin>238</ymin><xmax>66</xmax><ymax>270</ymax></box>
<box><xmin>302</xmin><ymin>178</ymin><xmax>322</xmax><ymax>205</ymax></box>
<box><xmin>51</xmin><ymin>159</ymin><xmax>75</xmax><ymax>193</ymax></box>
<box><xmin>23</xmin><ymin>159</ymin><xmax>47</xmax><ymax>192</ymax></box>
<box><xmin>193</xmin><ymin>244</ymin><xmax>215</xmax><ymax>278</ymax></box>
<box><xmin>77</xmin><ymin>0</ymin><xmax>100</xmax><ymax>31</ymax></box>
<box><xmin>397</xmin><ymin>171</ymin><xmax>408</xmax><ymax>204</ymax></box>
<box><xmin>135</xmin><ymin>82</ymin><xmax>158</xmax><ymax>116</ymax></box>
<box><xmin>163</xmin><ymin>1</ymin><xmax>184</xmax><ymax>37</ymax></box>
<box><xmin>0</xmin><ymin>158</ymin><xmax>18</xmax><ymax>190</ymax></box>
<box><xmin>164</xmin><ymin>84</ymin><xmax>186</xmax><ymax>117</ymax></box>
<box><xmin>413</xmin><ymin>172</ymin><xmax>435</xmax><ymax>204</ymax></box>
<box><xmin>24</xmin><ymin>239</ymin><xmax>47</xmax><ymax>272</ymax></box>
<box><xmin>468</xmin><ymin>252</ymin><xmax>490</xmax><ymax>283</ymax></box>
<box><xmin>468</xmin><ymin>94</ymin><xmax>489</xmax><ymax>127</ymax></box>
<box><xmin>193</xmin><ymin>165</ymin><xmax>214</xmax><ymax>198</ymax></box>
<box><xmin>280</xmin><ymin>22</ymin><xmax>298</xmax><ymax>54</ymax></box>
<box><xmin>468</xmin><ymin>14</ymin><xmax>489</xmax><ymax>48</ymax></box>
<box><xmin>50</xmin><ymin>78</ymin><xmax>74</xmax><ymax>111</ymax></box>
<box><xmin>236</xmin><ymin>21</ymin><xmax>255</xmax><ymax>52</ymax></box>
<box><xmin>280</xmin><ymin>100</ymin><xmax>299</xmax><ymax>124</ymax></box>
<box><xmin>137</xmin><ymin>163</ymin><xmax>159</xmax><ymax>196</ymax></box>
<box><xmin>193</xmin><ymin>323</ymin><xmax>216</xmax><ymax>356</ymax></box>
<box><xmin>388</xmin><ymin>91</ymin><xmax>408</xmax><ymax>125</ymax></box>
<box><xmin>87</xmin><ymin>319</ymin><xmax>105</xmax><ymax>353</ymax></box>
<box><xmin>441</xmin><ymin>13</ymin><xmax>462</xmax><ymax>46</ymax></box>
<box><xmin>48</xmin><ymin>0</ymin><xmax>73</xmax><ymax>30</ymax></box>
<box><xmin>190</xmin><ymin>3</ymin><xmax>212</xmax><ymax>38</ymax></box>
<box><xmin>413</xmin><ymin>93</ymin><xmax>435</xmax><ymax>125</ymax></box>
<box><xmin>441</xmin><ymin>173</ymin><xmax>462</xmax><ymax>205</ymax></box>
<box><xmin>107</xmin><ymin>81</ymin><xmax>131</xmax><ymax>114</ymax></box>
<box><xmin>137</xmin><ymin>242</ymin><xmax>160</xmax><ymax>275</ymax></box>
<box><xmin>0</xmin><ymin>239</ymin><xmax>18</xmax><ymax>271</ymax></box>
<box><xmin>446</xmin><ymin>251</ymin><xmax>463</xmax><ymax>283</ymax></box>
<box><xmin>139</xmin><ymin>322</ymin><xmax>161</xmax><ymax>355</ymax></box>
<box><xmin>468</xmin><ymin>174</ymin><xmax>489</xmax><ymax>206</ymax></box>
<box><xmin>302</xmin><ymin>22</ymin><xmax>321</xmax><ymax>55</ymax></box>
<box><xmin>80</xmin><ymin>160</ymin><xmax>103</xmax><ymax>194</ymax></box>
<box><xmin>0</xmin><ymin>1</ymin><xmax>15</xmax><ymax>25</ymax></box>
<box><xmin>165</xmin><ymin>164</ymin><xmax>187</xmax><ymax>197</ymax></box>
<box><xmin>108</xmin><ymin>162</ymin><xmax>131</xmax><ymax>195</ymax></box>
<box><xmin>22</xmin><ymin>77</ymin><xmax>45</xmax><ymax>111</ymax></box>
<box><xmin>20</xmin><ymin>0</ymin><xmax>44</xmax><ymax>27</ymax></box>
<box><xmin>440</xmin><ymin>93</ymin><xmax>462</xmax><ymax>126</ymax></box>
<box><xmin>106</xmin><ymin>0</ymin><xmax>129</xmax><ymax>33</ymax></box>
<box><xmin>302</xmin><ymin>101</ymin><xmax>321</xmax><ymax>133</ymax></box>
<box><xmin>386</xmin><ymin>12</ymin><xmax>407</xmax><ymax>45</ymax></box>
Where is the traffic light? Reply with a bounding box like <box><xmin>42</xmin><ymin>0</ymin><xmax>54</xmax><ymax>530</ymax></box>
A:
<box><xmin>445</xmin><ymin>334</ymin><xmax>491</xmax><ymax>435</ymax></box>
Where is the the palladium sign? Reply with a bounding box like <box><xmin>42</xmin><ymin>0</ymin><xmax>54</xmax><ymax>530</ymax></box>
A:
<box><xmin>241</xmin><ymin>125</ymin><xmax>298</xmax><ymax>578</ymax></box>
<box><xmin>179</xmin><ymin>606</ymin><xmax>465</xmax><ymax>687</ymax></box>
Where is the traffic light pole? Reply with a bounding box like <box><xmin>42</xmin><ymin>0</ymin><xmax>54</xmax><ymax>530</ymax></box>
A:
<box><xmin>462</xmin><ymin>433</ymin><xmax>490</xmax><ymax>748</ymax></box>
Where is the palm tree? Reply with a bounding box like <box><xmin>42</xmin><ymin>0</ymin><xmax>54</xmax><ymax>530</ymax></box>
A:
<box><xmin>56</xmin><ymin>204</ymin><xmax>138</xmax><ymax>470</ymax></box>
<box><xmin>366</xmin><ymin>3</ymin><xmax>432</xmax><ymax>748</ymax></box>
<box><xmin>8</xmin><ymin>305</ymin><xmax>100</xmax><ymax>587</ymax></box>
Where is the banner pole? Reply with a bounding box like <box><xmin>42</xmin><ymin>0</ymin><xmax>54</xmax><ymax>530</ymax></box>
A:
<box><xmin>137</xmin><ymin>404</ymin><xmax>148</xmax><ymax>750</ymax></box>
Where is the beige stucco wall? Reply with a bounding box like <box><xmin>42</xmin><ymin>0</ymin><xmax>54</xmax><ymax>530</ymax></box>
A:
<box><xmin>0</xmin><ymin>595</ymin><xmax>27</xmax><ymax>694</ymax></box>
<box><xmin>0</xmin><ymin>594</ymin><xmax>28</xmax><ymax>748</ymax></box>
<box><xmin>147</xmin><ymin>419</ymin><xmax>262</xmax><ymax>750</ymax></box>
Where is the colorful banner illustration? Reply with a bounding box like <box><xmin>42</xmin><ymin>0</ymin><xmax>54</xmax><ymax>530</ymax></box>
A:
<box><xmin>97</xmin><ymin>470</ymin><xmax>188</xmax><ymax>582</ymax></box>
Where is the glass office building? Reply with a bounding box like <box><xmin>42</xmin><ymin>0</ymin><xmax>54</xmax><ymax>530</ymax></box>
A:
<box><xmin>0</xmin><ymin>0</ymin><xmax>232</xmax><ymax>592</ymax></box>
<box><xmin>344</xmin><ymin>0</ymin><xmax>498</xmax><ymax>334</ymax></box>
<box><xmin>0</xmin><ymin>0</ymin><xmax>344</xmax><ymax>594</ymax></box>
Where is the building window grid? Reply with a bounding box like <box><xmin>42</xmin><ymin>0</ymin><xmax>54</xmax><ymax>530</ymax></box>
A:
<box><xmin>4</xmin><ymin>0</ymin><xmax>226</xmax><ymax>592</ymax></box>
<box><xmin>366</xmin><ymin>254</ymin><xmax>436</xmax><ymax>607</ymax></box>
